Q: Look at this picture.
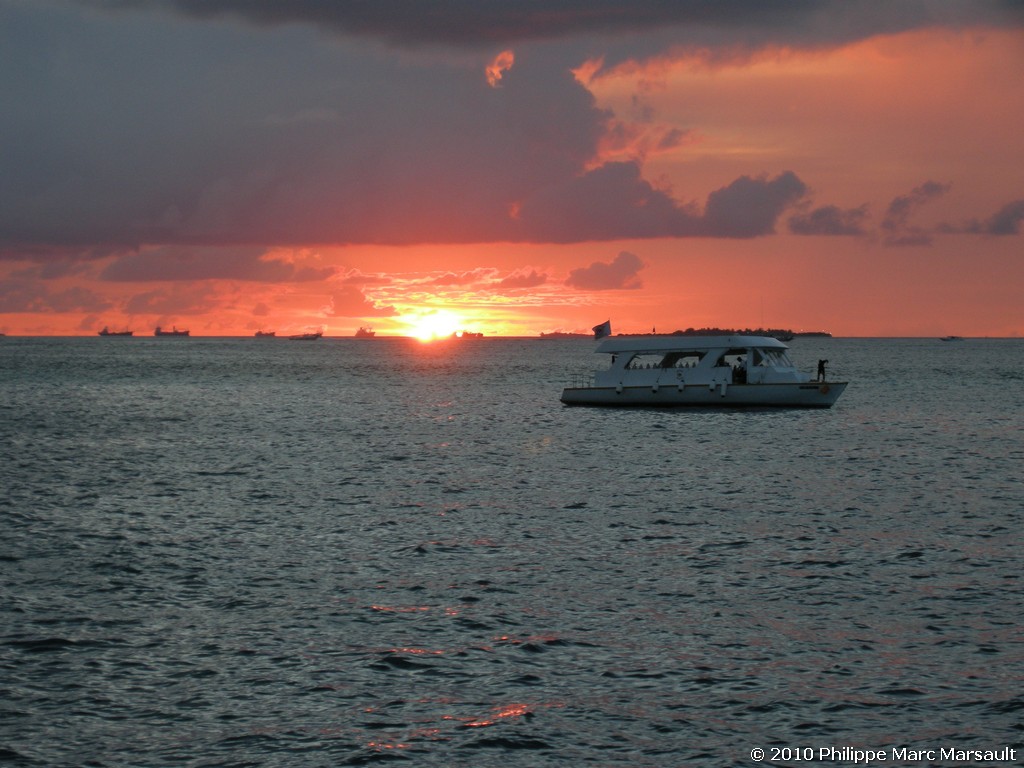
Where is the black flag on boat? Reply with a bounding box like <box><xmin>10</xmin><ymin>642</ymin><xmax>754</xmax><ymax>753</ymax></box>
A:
<box><xmin>592</xmin><ymin>320</ymin><xmax>611</xmax><ymax>340</ymax></box>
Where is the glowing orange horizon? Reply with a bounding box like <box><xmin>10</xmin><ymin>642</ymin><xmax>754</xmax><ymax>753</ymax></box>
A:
<box><xmin>400</xmin><ymin>308</ymin><xmax>468</xmax><ymax>341</ymax></box>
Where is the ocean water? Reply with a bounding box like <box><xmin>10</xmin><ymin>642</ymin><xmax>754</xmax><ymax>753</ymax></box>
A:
<box><xmin>1</xmin><ymin>336</ymin><xmax>1022</xmax><ymax>767</ymax></box>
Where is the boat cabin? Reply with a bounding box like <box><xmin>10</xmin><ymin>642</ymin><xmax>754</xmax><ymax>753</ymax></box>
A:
<box><xmin>593</xmin><ymin>335</ymin><xmax>808</xmax><ymax>388</ymax></box>
<box><xmin>562</xmin><ymin>334</ymin><xmax>845</xmax><ymax>407</ymax></box>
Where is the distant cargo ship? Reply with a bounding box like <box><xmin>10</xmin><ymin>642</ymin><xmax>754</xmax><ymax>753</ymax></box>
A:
<box><xmin>255</xmin><ymin>330</ymin><xmax>276</xmax><ymax>337</ymax></box>
<box><xmin>155</xmin><ymin>326</ymin><xmax>189</xmax><ymax>336</ymax></box>
<box><xmin>355</xmin><ymin>327</ymin><xmax>375</xmax><ymax>338</ymax></box>
<box><xmin>98</xmin><ymin>326</ymin><xmax>133</xmax><ymax>336</ymax></box>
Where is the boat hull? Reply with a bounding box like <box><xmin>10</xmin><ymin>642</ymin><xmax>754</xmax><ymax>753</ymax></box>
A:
<box><xmin>561</xmin><ymin>381</ymin><xmax>847</xmax><ymax>408</ymax></box>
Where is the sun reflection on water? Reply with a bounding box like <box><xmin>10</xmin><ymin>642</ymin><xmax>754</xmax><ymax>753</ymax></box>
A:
<box><xmin>464</xmin><ymin>702</ymin><xmax>531</xmax><ymax>728</ymax></box>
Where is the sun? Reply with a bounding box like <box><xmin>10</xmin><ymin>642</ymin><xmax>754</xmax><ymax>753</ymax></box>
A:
<box><xmin>404</xmin><ymin>309</ymin><xmax>464</xmax><ymax>341</ymax></box>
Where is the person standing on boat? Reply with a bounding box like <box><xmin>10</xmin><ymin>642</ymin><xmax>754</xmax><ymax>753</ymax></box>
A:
<box><xmin>817</xmin><ymin>359</ymin><xmax>828</xmax><ymax>381</ymax></box>
<box><xmin>732</xmin><ymin>357</ymin><xmax>747</xmax><ymax>384</ymax></box>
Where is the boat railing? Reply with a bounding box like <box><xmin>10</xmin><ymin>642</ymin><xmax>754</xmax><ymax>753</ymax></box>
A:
<box><xmin>566</xmin><ymin>372</ymin><xmax>595</xmax><ymax>389</ymax></box>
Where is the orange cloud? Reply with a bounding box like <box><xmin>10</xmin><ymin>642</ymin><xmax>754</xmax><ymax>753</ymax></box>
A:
<box><xmin>428</xmin><ymin>268</ymin><xmax>499</xmax><ymax>286</ymax></box>
<box><xmin>486</xmin><ymin>50</ymin><xmax>515</xmax><ymax>87</ymax></box>
<box><xmin>499</xmin><ymin>269</ymin><xmax>547</xmax><ymax>290</ymax></box>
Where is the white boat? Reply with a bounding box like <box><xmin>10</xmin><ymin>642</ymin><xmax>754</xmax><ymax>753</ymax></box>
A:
<box><xmin>561</xmin><ymin>335</ymin><xmax>847</xmax><ymax>408</ymax></box>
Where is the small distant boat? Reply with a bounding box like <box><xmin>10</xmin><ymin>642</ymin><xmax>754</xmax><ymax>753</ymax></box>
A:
<box><xmin>562</xmin><ymin>334</ymin><xmax>847</xmax><ymax>408</ymax></box>
<box><xmin>155</xmin><ymin>326</ymin><xmax>189</xmax><ymax>336</ymax></box>
<box><xmin>940</xmin><ymin>335</ymin><xmax>964</xmax><ymax>342</ymax></box>
<box><xmin>451</xmin><ymin>331</ymin><xmax>483</xmax><ymax>339</ymax></box>
<box><xmin>255</xmin><ymin>330</ymin><xmax>276</xmax><ymax>338</ymax></box>
<box><xmin>355</xmin><ymin>327</ymin><xmax>376</xmax><ymax>338</ymax></box>
<box><xmin>98</xmin><ymin>326</ymin><xmax>133</xmax><ymax>337</ymax></box>
<box><xmin>288</xmin><ymin>331</ymin><xmax>323</xmax><ymax>341</ymax></box>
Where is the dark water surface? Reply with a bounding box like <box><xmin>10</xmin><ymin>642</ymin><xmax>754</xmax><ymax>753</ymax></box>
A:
<box><xmin>2</xmin><ymin>336</ymin><xmax>1022</xmax><ymax>766</ymax></box>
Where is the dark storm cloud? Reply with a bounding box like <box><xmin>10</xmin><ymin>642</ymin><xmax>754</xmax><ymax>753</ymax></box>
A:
<box><xmin>124</xmin><ymin>284</ymin><xmax>220</xmax><ymax>315</ymax></box>
<box><xmin>2</xmin><ymin>1</ymin><xmax>1019</xmax><ymax>261</ymax></box>
<box><xmin>519</xmin><ymin>165</ymin><xmax>809</xmax><ymax>241</ymax></box>
<box><xmin>959</xmin><ymin>199</ymin><xmax>1024</xmax><ymax>236</ymax></box>
<box><xmin>100</xmin><ymin>247</ymin><xmax>336</xmax><ymax>282</ymax></box>
<box><xmin>981</xmin><ymin>200</ymin><xmax>1024</xmax><ymax>235</ymax></box>
<box><xmin>0</xmin><ymin>280</ymin><xmax>111</xmax><ymax>313</ymax></box>
<box><xmin>328</xmin><ymin>285</ymin><xmax>396</xmax><ymax>318</ymax></box>
<box><xmin>88</xmin><ymin>0</ymin><xmax>1024</xmax><ymax>48</ymax></box>
<box><xmin>0</xmin><ymin>6</ymin><xmax>622</xmax><ymax>252</ymax></box>
<box><xmin>701</xmin><ymin>172</ymin><xmax>808</xmax><ymax>238</ymax></box>
<box><xmin>565</xmin><ymin>251</ymin><xmax>644</xmax><ymax>290</ymax></box>
<box><xmin>882</xmin><ymin>181</ymin><xmax>951</xmax><ymax>246</ymax></box>
<box><xmin>515</xmin><ymin>161</ymin><xmax>701</xmax><ymax>242</ymax></box>
<box><xmin>9</xmin><ymin>3</ymin><xmax>786</xmax><ymax>252</ymax></box>
<box><xmin>12</xmin><ymin>259</ymin><xmax>96</xmax><ymax>281</ymax></box>
<box><xmin>788</xmin><ymin>204</ymin><xmax>870</xmax><ymax>236</ymax></box>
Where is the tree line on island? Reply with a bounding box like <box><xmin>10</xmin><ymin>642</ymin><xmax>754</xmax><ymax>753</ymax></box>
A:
<box><xmin>540</xmin><ymin>328</ymin><xmax>832</xmax><ymax>340</ymax></box>
<box><xmin>667</xmin><ymin>328</ymin><xmax>832</xmax><ymax>340</ymax></box>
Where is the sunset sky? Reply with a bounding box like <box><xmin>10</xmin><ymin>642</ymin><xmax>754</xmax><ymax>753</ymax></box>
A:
<box><xmin>2</xmin><ymin>1</ymin><xmax>1023</xmax><ymax>337</ymax></box>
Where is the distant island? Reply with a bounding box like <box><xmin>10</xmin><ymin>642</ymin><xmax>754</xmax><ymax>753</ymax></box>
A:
<box><xmin>664</xmin><ymin>328</ymin><xmax>832</xmax><ymax>340</ymax></box>
<box><xmin>541</xmin><ymin>328</ymin><xmax>832</xmax><ymax>340</ymax></box>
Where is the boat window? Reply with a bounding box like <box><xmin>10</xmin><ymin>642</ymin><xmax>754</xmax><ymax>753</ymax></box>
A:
<box><xmin>753</xmin><ymin>349</ymin><xmax>795</xmax><ymax>367</ymax></box>
<box><xmin>660</xmin><ymin>352</ymin><xmax>704</xmax><ymax>368</ymax></box>
<box><xmin>622</xmin><ymin>352</ymin><xmax>704</xmax><ymax>369</ymax></box>
<box><xmin>717</xmin><ymin>349</ymin><xmax>749</xmax><ymax>366</ymax></box>
<box><xmin>624</xmin><ymin>354</ymin><xmax>660</xmax><ymax>369</ymax></box>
